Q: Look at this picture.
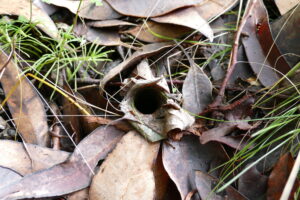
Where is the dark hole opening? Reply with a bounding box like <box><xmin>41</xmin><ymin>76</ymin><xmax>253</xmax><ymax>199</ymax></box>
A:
<box><xmin>134</xmin><ymin>87</ymin><xmax>164</xmax><ymax>114</ymax></box>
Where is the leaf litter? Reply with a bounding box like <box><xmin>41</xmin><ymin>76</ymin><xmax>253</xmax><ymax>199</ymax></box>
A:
<box><xmin>0</xmin><ymin>0</ymin><xmax>299</xmax><ymax>199</ymax></box>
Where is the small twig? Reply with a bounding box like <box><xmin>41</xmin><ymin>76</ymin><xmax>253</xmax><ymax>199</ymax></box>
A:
<box><xmin>199</xmin><ymin>94</ymin><xmax>252</xmax><ymax>115</ymax></box>
<box><xmin>210</xmin><ymin>0</ymin><xmax>258</xmax><ymax>108</ymax></box>
<box><xmin>0</xmin><ymin>43</ymin><xmax>14</xmax><ymax>73</ymax></box>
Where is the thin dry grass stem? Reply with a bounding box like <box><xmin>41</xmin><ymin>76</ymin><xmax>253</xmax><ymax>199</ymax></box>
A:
<box><xmin>280</xmin><ymin>149</ymin><xmax>300</xmax><ymax>200</ymax></box>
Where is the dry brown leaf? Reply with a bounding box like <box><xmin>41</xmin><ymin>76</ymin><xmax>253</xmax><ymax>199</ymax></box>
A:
<box><xmin>0</xmin><ymin>126</ymin><xmax>124</xmax><ymax>199</ymax></box>
<box><xmin>106</xmin><ymin>0</ymin><xmax>202</xmax><ymax>17</ymax></box>
<box><xmin>267</xmin><ymin>153</ymin><xmax>300</xmax><ymax>200</ymax></box>
<box><xmin>182</xmin><ymin>61</ymin><xmax>212</xmax><ymax>114</ymax></box>
<box><xmin>0</xmin><ymin>140</ymin><xmax>70</xmax><ymax>176</ymax></box>
<box><xmin>274</xmin><ymin>0</ymin><xmax>299</xmax><ymax>15</ymax></box>
<box><xmin>62</xmin><ymin>82</ymin><xmax>82</xmax><ymax>143</ymax></box>
<box><xmin>0</xmin><ymin>0</ymin><xmax>58</xmax><ymax>39</ymax></box>
<box><xmin>74</xmin><ymin>23</ymin><xmax>124</xmax><ymax>46</ymax></box>
<box><xmin>271</xmin><ymin>5</ymin><xmax>300</xmax><ymax>68</ymax></box>
<box><xmin>152</xmin><ymin>7</ymin><xmax>214</xmax><ymax>41</ymax></box>
<box><xmin>100</xmin><ymin>42</ymin><xmax>173</xmax><ymax>92</ymax></box>
<box><xmin>0</xmin><ymin>167</ymin><xmax>22</xmax><ymax>189</ymax></box>
<box><xmin>47</xmin><ymin>0</ymin><xmax>121</xmax><ymax>20</ymax></box>
<box><xmin>68</xmin><ymin>188</ymin><xmax>89</xmax><ymax>200</ymax></box>
<box><xmin>194</xmin><ymin>0</ymin><xmax>238</xmax><ymax>21</ymax></box>
<box><xmin>195</xmin><ymin>171</ymin><xmax>247</xmax><ymax>200</ymax></box>
<box><xmin>199</xmin><ymin>122</ymin><xmax>249</xmax><ymax>150</ymax></box>
<box><xmin>87</xmin><ymin>19</ymin><xmax>135</xmax><ymax>28</ymax></box>
<box><xmin>238</xmin><ymin>165</ymin><xmax>268</xmax><ymax>199</ymax></box>
<box><xmin>124</xmin><ymin>21</ymin><xmax>191</xmax><ymax>43</ymax></box>
<box><xmin>241</xmin><ymin>0</ymin><xmax>280</xmax><ymax>87</ymax></box>
<box><xmin>89</xmin><ymin>131</ymin><xmax>160</xmax><ymax>200</ymax></box>
<box><xmin>0</xmin><ymin>51</ymin><xmax>49</xmax><ymax>146</ymax></box>
<box><xmin>162</xmin><ymin>135</ymin><xmax>227</xmax><ymax>200</ymax></box>
<box><xmin>164</xmin><ymin>107</ymin><xmax>195</xmax><ymax>133</ymax></box>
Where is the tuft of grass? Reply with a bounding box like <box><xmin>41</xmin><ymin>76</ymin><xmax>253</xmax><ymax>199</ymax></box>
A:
<box><xmin>0</xmin><ymin>16</ymin><xmax>113</xmax><ymax>92</ymax></box>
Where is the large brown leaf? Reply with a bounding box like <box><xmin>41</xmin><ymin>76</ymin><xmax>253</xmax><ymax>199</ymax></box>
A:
<box><xmin>267</xmin><ymin>153</ymin><xmax>300</xmax><ymax>200</ymax></box>
<box><xmin>162</xmin><ymin>135</ymin><xmax>227</xmax><ymax>200</ymax></box>
<box><xmin>106</xmin><ymin>0</ymin><xmax>202</xmax><ymax>18</ymax></box>
<box><xmin>0</xmin><ymin>51</ymin><xmax>49</xmax><ymax>146</ymax></box>
<box><xmin>0</xmin><ymin>126</ymin><xmax>124</xmax><ymax>199</ymax></box>
<box><xmin>0</xmin><ymin>140</ymin><xmax>70</xmax><ymax>176</ymax></box>
<box><xmin>152</xmin><ymin>7</ymin><xmax>214</xmax><ymax>41</ymax></box>
<box><xmin>0</xmin><ymin>0</ymin><xmax>58</xmax><ymax>39</ymax></box>
<box><xmin>47</xmin><ymin>0</ymin><xmax>121</xmax><ymax>20</ymax></box>
<box><xmin>89</xmin><ymin>131</ymin><xmax>160</xmax><ymax>200</ymax></box>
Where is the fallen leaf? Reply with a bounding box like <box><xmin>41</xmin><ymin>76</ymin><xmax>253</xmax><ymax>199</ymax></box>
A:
<box><xmin>47</xmin><ymin>0</ymin><xmax>121</xmax><ymax>20</ymax></box>
<box><xmin>267</xmin><ymin>153</ymin><xmax>300</xmax><ymax>200</ymax></box>
<box><xmin>0</xmin><ymin>167</ymin><xmax>22</xmax><ymax>189</ymax></box>
<box><xmin>152</xmin><ymin>7</ymin><xmax>214</xmax><ymax>42</ymax></box>
<box><xmin>195</xmin><ymin>170</ymin><xmax>247</xmax><ymax>200</ymax></box>
<box><xmin>34</xmin><ymin>0</ymin><xmax>57</xmax><ymax>15</ymax></box>
<box><xmin>194</xmin><ymin>0</ymin><xmax>238</xmax><ymax>21</ymax></box>
<box><xmin>200</xmin><ymin>122</ymin><xmax>249</xmax><ymax>150</ymax></box>
<box><xmin>238</xmin><ymin>165</ymin><xmax>268</xmax><ymax>199</ymax></box>
<box><xmin>62</xmin><ymin>82</ymin><xmax>82</xmax><ymax>143</ymax></box>
<box><xmin>124</xmin><ymin>21</ymin><xmax>191</xmax><ymax>43</ymax></box>
<box><xmin>0</xmin><ymin>140</ymin><xmax>70</xmax><ymax>176</ymax></box>
<box><xmin>164</xmin><ymin>103</ymin><xmax>195</xmax><ymax>134</ymax></box>
<box><xmin>200</xmin><ymin>97</ymin><xmax>254</xmax><ymax>149</ymax></box>
<box><xmin>0</xmin><ymin>125</ymin><xmax>124</xmax><ymax>199</ymax></box>
<box><xmin>0</xmin><ymin>51</ymin><xmax>49</xmax><ymax>146</ymax></box>
<box><xmin>74</xmin><ymin>22</ymin><xmax>124</xmax><ymax>46</ymax></box>
<box><xmin>241</xmin><ymin>0</ymin><xmax>280</xmax><ymax>87</ymax></box>
<box><xmin>255</xmin><ymin>6</ymin><xmax>290</xmax><ymax>74</ymax></box>
<box><xmin>274</xmin><ymin>0</ymin><xmax>299</xmax><ymax>15</ymax></box>
<box><xmin>0</xmin><ymin>0</ymin><xmax>58</xmax><ymax>39</ymax></box>
<box><xmin>153</xmin><ymin>151</ymin><xmax>169</xmax><ymax>200</ymax></box>
<box><xmin>271</xmin><ymin>5</ymin><xmax>300</xmax><ymax>68</ymax></box>
<box><xmin>68</xmin><ymin>188</ymin><xmax>89</xmax><ymax>200</ymax></box>
<box><xmin>106</xmin><ymin>0</ymin><xmax>202</xmax><ymax>17</ymax></box>
<box><xmin>87</xmin><ymin>19</ymin><xmax>135</xmax><ymax>28</ymax></box>
<box><xmin>162</xmin><ymin>135</ymin><xmax>227</xmax><ymax>200</ymax></box>
<box><xmin>100</xmin><ymin>42</ymin><xmax>173</xmax><ymax>92</ymax></box>
<box><xmin>182</xmin><ymin>59</ymin><xmax>212</xmax><ymax>114</ymax></box>
<box><xmin>89</xmin><ymin>131</ymin><xmax>160</xmax><ymax>200</ymax></box>
<box><xmin>229</xmin><ymin>46</ymin><xmax>254</xmax><ymax>85</ymax></box>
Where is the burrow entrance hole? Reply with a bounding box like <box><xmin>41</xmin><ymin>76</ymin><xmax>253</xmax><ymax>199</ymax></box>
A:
<box><xmin>133</xmin><ymin>87</ymin><xmax>165</xmax><ymax>114</ymax></box>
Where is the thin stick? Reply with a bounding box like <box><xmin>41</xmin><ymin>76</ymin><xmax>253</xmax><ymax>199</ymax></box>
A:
<box><xmin>210</xmin><ymin>0</ymin><xmax>257</xmax><ymax>108</ymax></box>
